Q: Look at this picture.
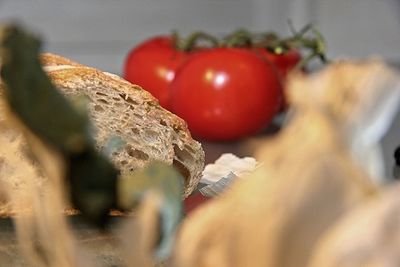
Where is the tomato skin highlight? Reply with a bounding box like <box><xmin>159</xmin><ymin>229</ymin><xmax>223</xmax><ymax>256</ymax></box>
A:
<box><xmin>170</xmin><ymin>48</ymin><xmax>282</xmax><ymax>141</ymax></box>
<box><xmin>123</xmin><ymin>36</ymin><xmax>188</xmax><ymax>109</ymax></box>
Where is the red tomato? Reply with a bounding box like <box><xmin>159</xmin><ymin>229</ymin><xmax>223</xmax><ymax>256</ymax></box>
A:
<box><xmin>262</xmin><ymin>49</ymin><xmax>301</xmax><ymax>78</ymax></box>
<box><xmin>123</xmin><ymin>36</ymin><xmax>188</xmax><ymax>109</ymax></box>
<box><xmin>255</xmin><ymin>49</ymin><xmax>301</xmax><ymax>110</ymax></box>
<box><xmin>170</xmin><ymin>48</ymin><xmax>282</xmax><ymax>141</ymax></box>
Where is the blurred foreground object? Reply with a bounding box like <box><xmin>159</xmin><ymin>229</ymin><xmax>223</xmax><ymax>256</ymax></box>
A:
<box><xmin>0</xmin><ymin>24</ymin><xmax>184</xmax><ymax>265</ymax></box>
<box><xmin>288</xmin><ymin>59</ymin><xmax>400</xmax><ymax>183</ymax></box>
<box><xmin>308</xmin><ymin>183</ymin><xmax>400</xmax><ymax>267</ymax></box>
<box><xmin>0</xmin><ymin>24</ymin><xmax>118</xmax><ymax>225</ymax></box>
<box><xmin>172</xmin><ymin>59</ymin><xmax>400</xmax><ymax>267</ymax></box>
<box><xmin>118</xmin><ymin>161</ymin><xmax>184</xmax><ymax>260</ymax></box>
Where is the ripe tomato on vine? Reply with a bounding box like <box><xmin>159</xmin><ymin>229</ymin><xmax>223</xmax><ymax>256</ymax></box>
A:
<box><xmin>123</xmin><ymin>25</ymin><xmax>328</xmax><ymax>141</ymax></box>
<box><xmin>170</xmin><ymin>48</ymin><xmax>282</xmax><ymax>141</ymax></box>
<box><xmin>123</xmin><ymin>36</ymin><xmax>188</xmax><ymax>109</ymax></box>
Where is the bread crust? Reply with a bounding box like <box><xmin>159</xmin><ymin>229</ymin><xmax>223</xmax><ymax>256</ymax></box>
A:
<box><xmin>41</xmin><ymin>53</ymin><xmax>204</xmax><ymax>197</ymax></box>
<box><xmin>0</xmin><ymin>53</ymin><xmax>204</xmax><ymax>207</ymax></box>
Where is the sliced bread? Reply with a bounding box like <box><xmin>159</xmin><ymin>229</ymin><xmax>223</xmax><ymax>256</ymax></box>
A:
<box><xmin>1</xmin><ymin>53</ymin><xmax>204</xmax><ymax>198</ymax></box>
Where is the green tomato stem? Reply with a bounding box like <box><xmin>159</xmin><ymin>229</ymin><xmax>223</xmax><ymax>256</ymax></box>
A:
<box><xmin>174</xmin><ymin>31</ymin><xmax>220</xmax><ymax>52</ymax></box>
<box><xmin>223</xmin><ymin>28</ymin><xmax>254</xmax><ymax>48</ymax></box>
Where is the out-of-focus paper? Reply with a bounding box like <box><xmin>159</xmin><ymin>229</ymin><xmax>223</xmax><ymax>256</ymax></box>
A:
<box><xmin>200</xmin><ymin>153</ymin><xmax>258</xmax><ymax>184</ymax></box>
<box><xmin>199</xmin><ymin>172</ymin><xmax>238</xmax><ymax>197</ymax></box>
<box><xmin>199</xmin><ymin>153</ymin><xmax>258</xmax><ymax>197</ymax></box>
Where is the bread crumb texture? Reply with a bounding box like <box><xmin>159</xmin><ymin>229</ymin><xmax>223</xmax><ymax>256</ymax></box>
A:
<box><xmin>0</xmin><ymin>54</ymin><xmax>205</xmax><ymax>216</ymax></box>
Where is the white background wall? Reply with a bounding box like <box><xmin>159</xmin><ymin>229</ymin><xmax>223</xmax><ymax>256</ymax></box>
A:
<box><xmin>0</xmin><ymin>0</ymin><xmax>398</xmax><ymax>74</ymax></box>
<box><xmin>0</xmin><ymin>0</ymin><xmax>399</xmax><ymax>178</ymax></box>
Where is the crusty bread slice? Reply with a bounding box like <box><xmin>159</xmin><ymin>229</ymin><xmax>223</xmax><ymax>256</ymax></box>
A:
<box><xmin>1</xmin><ymin>53</ymin><xmax>204</xmax><ymax>198</ymax></box>
<box><xmin>46</xmin><ymin>53</ymin><xmax>205</xmax><ymax>197</ymax></box>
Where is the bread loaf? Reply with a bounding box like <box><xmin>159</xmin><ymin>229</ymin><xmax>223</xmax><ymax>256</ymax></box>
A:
<box><xmin>1</xmin><ymin>53</ymin><xmax>204</xmax><ymax>198</ymax></box>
